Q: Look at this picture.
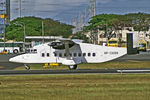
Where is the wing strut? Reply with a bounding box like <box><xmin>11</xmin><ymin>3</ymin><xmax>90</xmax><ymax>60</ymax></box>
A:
<box><xmin>64</xmin><ymin>42</ymin><xmax>71</xmax><ymax>60</ymax></box>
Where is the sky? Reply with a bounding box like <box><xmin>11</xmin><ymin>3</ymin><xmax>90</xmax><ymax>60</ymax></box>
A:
<box><xmin>9</xmin><ymin>0</ymin><xmax>150</xmax><ymax>24</ymax></box>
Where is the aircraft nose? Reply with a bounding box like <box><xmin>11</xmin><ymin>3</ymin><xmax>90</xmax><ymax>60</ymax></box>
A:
<box><xmin>9</xmin><ymin>57</ymin><xmax>16</xmax><ymax>62</ymax></box>
<box><xmin>9</xmin><ymin>57</ymin><xmax>20</xmax><ymax>63</ymax></box>
<box><xmin>9</xmin><ymin>55</ymin><xmax>26</xmax><ymax>63</ymax></box>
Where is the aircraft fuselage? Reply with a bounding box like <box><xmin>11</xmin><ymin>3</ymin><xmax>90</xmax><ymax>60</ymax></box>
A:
<box><xmin>9</xmin><ymin>42</ymin><xmax>127</xmax><ymax>65</ymax></box>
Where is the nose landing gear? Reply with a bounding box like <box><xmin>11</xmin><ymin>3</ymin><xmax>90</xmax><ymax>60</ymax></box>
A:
<box><xmin>24</xmin><ymin>64</ymin><xmax>30</xmax><ymax>70</ymax></box>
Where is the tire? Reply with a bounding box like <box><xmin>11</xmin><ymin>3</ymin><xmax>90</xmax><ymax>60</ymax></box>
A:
<box><xmin>13</xmin><ymin>49</ymin><xmax>19</xmax><ymax>54</ymax></box>
<box><xmin>68</xmin><ymin>65</ymin><xmax>77</xmax><ymax>70</ymax></box>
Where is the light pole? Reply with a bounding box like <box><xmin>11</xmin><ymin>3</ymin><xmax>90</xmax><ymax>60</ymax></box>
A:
<box><xmin>42</xmin><ymin>21</ymin><xmax>44</xmax><ymax>44</ymax></box>
<box><xmin>13</xmin><ymin>22</ymin><xmax>26</xmax><ymax>52</ymax></box>
<box><xmin>15</xmin><ymin>0</ymin><xmax>25</xmax><ymax>18</ymax></box>
<box><xmin>3</xmin><ymin>17</ymin><xmax>6</xmax><ymax>52</ymax></box>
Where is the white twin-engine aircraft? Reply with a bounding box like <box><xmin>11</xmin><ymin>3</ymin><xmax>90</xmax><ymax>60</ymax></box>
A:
<box><xmin>9</xmin><ymin>39</ymin><xmax>127</xmax><ymax>70</ymax></box>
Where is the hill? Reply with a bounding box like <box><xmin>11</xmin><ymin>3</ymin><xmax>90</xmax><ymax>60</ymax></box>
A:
<box><xmin>5</xmin><ymin>17</ymin><xmax>73</xmax><ymax>41</ymax></box>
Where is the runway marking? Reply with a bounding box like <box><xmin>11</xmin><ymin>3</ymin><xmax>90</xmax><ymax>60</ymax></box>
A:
<box><xmin>127</xmin><ymin>60</ymin><xmax>141</xmax><ymax>62</ymax></box>
<box><xmin>117</xmin><ymin>70</ymin><xmax>150</xmax><ymax>72</ymax></box>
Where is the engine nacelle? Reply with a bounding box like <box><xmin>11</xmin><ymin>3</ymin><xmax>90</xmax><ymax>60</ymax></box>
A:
<box><xmin>48</xmin><ymin>41</ymin><xmax>75</xmax><ymax>50</ymax></box>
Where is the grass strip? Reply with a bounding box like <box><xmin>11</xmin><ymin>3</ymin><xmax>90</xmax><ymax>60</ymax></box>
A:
<box><xmin>0</xmin><ymin>74</ymin><xmax>150</xmax><ymax>100</ymax></box>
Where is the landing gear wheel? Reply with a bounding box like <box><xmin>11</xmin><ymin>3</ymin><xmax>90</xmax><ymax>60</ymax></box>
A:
<box><xmin>24</xmin><ymin>64</ymin><xmax>30</xmax><ymax>70</ymax></box>
<box><xmin>68</xmin><ymin>65</ymin><xmax>77</xmax><ymax>70</ymax></box>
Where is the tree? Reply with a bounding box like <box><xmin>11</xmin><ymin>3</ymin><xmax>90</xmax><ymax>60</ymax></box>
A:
<box><xmin>5</xmin><ymin>17</ymin><xmax>73</xmax><ymax>41</ymax></box>
<box><xmin>84</xmin><ymin>13</ymin><xmax>150</xmax><ymax>42</ymax></box>
<box><xmin>71</xmin><ymin>32</ymin><xmax>89</xmax><ymax>43</ymax></box>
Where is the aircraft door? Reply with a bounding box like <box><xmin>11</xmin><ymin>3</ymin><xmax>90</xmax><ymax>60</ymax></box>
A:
<box><xmin>53</xmin><ymin>51</ymin><xmax>59</xmax><ymax>63</ymax></box>
<box><xmin>40</xmin><ymin>48</ymin><xmax>47</xmax><ymax>58</ymax></box>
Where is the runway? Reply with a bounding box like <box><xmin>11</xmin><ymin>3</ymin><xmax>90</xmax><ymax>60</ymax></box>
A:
<box><xmin>1</xmin><ymin>69</ymin><xmax>150</xmax><ymax>75</ymax></box>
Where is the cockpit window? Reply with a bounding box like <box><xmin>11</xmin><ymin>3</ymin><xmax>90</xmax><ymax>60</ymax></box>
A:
<box><xmin>34</xmin><ymin>49</ymin><xmax>37</xmax><ymax>52</ymax></box>
<box><xmin>25</xmin><ymin>49</ymin><xmax>30</xmax><ymax>53</ymax></box>
<box><xmin>25</xmin><ymin>49</ymin><xmax>37</xmax><ymax>53</ymax></box>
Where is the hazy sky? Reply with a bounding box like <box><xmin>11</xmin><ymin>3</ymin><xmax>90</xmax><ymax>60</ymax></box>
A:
<box><xmin>10</xmin><ymin>0</ymin><xmax>150</xmax><ymax>24</ymax></box>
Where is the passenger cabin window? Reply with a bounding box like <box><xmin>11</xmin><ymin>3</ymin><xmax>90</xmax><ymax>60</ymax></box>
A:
<box><xmin>93</xmin><ymin>53</ymin><xmax>96</xmax><ymax>57</ymax></box>
<box><xmin>54</xmin><ymin>53</ymin><xmax>57</xmax><ymax>57</ymax></box>
<box><xmin>83</xmin><ymin>53</ymin><xmax>86</xmax><ymax>57</ymax></box>
<box><xmin>42</xmin><ymin>53</ymin><xmax>45</xmax><ymax>57</ymax></box>
<box><xmin>78</xmin><ymin>53</ymin><xmax>81</xmax><ymax>57</ymax></box>
<box><xmin>64</xmin><ymin>53</ymin><xmax>66</xmax><ymax>57</ymax></box>
<box><xmin>53</xmin><ymin>52</ymin><xmax>95</xmax><ymax>58</ymax></box>
<box><xmin>70</xmin><ymin>53</ymin><xmax>72</xmax><ymax>57</ymax></box>
<box><xmin>88</xmin><ymin>53</ymin><xmax>91</xmax><ymax>57</ymax></box>
<box><xmin>59</xmin><ymin>53</ymin><xmax>62</xmax><ymax>57</ymax></box>
<box><xmin>47</xmin><ymin>53</ymin><xmax>50</xmax><ymax>57</ymax></box>
<box><xmin>74</xmin><ymin>53</ymin><xmax>77</xmax><ymax>57</ymax></box>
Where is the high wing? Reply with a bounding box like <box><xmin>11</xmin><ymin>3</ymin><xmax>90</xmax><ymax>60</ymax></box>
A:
<box><xmin>49</xmin><ymin>38</ymin><xmax>82</xmax><ymax>67</ymax></box>
<box><xmin>59</xmin><ymin>38</ymin><xmax>80</xmax><ymax>60</ymax></box>
<box><xmin>49</xmin><ymin>38</ymin><xmax>80</xmax><ymax>59</ymax></box>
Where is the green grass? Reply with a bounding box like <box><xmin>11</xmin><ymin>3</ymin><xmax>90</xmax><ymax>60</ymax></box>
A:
<box><xmin>15</xmin><ymin>60</ymin><xmax>150</xmax><ymax>70</ymax></box>
<box><xmin>0</xmin><ymin>74</ymin><xmax>150</xmax><ymax>100</ymax></box>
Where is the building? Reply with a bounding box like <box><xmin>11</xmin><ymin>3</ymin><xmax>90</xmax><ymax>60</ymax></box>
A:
<box><xmin>86</xmin><ymin>27</ymin><xmax>150</xmax><ymax>48</ymax></box>
<box><xmin>0</xmin><ymin>0</ymin><xmax>10</xmax><ymax>38</ymax></box>
<box><xmin>97</xmin><ymin>27</ymin><xmax>134</xmax><ymax>45</ymax></box>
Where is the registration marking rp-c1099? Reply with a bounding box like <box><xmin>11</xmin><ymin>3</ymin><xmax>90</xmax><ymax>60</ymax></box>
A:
<box><xmin>104</xmin><ymin>52</ymin><xmax>119</xmax><ymax>55</ymax></box>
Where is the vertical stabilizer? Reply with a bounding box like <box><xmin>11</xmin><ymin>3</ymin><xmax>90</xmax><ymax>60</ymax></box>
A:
<box><xmin>127</xmin><ymin>33</ymin><xmax>139</xmax><ymax>54</ymax></box>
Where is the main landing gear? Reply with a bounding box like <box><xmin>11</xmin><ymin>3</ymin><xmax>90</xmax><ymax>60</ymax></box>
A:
<box><xmin>68</xmin><ymin>65</ymin><xmax>77</xmax><ymax>70</ymax></box>
<box><xmin>24</xmin><ymin>64</ymin><xmax>30</xmax><ymax>70</ymax></box>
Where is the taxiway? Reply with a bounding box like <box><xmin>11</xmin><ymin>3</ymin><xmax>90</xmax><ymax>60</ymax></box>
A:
<box><xmin>0</xmin><ymin>69</ymin><xmax>150</xmax><ymax>75</ymax></box>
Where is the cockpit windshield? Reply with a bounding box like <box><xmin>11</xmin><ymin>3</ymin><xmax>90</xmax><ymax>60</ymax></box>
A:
<box><xmin>25</xmin><ymin>49</ymin><xmax>37</xmax><ymax>53</ymax></box>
